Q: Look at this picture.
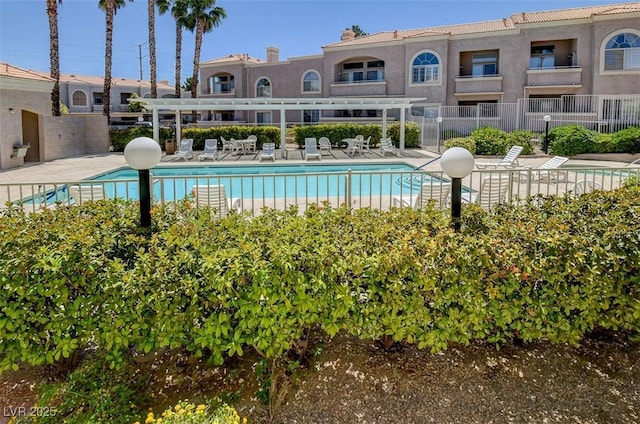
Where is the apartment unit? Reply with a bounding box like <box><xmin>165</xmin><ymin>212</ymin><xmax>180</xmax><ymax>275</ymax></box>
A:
<box><xmin>197</xmin><ymin>2</ymin><xmax>640</xmax><ymax>125</ymax></box>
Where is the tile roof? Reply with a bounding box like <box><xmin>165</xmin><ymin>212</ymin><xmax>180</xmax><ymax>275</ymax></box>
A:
<box><xmin>0</xmin><ymin>62</ymin><xmax>53</xmax><ymax>82</ymax></box>
<box><xmin>201</xmin><ymin>53</ymin><xmax>264</xmax><ymax>65</ymax></box>
<box><xmin>1</xmin><ymin>61</ymin><xmax>174</xmax><ymax>89</ymax></box>
<box><xmin>324</xmin><ymin>2</ymin><xmax>640</xmax><ymax>48</ymax></box>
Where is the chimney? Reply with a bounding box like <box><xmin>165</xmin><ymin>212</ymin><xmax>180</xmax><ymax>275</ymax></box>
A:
<box><xmin>521</xmin><ymin>12</ymin><xmax>526</xmax><ymax>21</ymax></box>
<box><xmin>502</xmin><ymin>18</ymin><xmax>508</xmax><ymax>27</ymax></box>
<box><xmin>266</xmin><ymin>46</ymin><xmax>280</xmax><ymax>63</ymax></box>
<box><xmin>341</xmin><ymin>28</ymin><xmax>356</xmax><ymax>41</ymax></box>
<box><xmin>393</xmin><ymin>30</ymin><xmax>398</xmax><ymax>38</ymax></box>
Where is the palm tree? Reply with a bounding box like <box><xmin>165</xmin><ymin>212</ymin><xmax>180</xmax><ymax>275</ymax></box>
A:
<box><xmin>183</xmin><ymin>0</ymin><xmax>227</xmax><ymax>100</ymax></box>
<box><xmin>47</xmin><ymin>0</ymin><xmax>63</xmax><ymax>116</ymax></box>
<box><xmin>148</xmin><ymin>0</ymin><xmax>157</xmax><ymax>98</ymax></box>
<box><xmin>157</xmin><ymin>0</ymin><xmax>189</xmax><ymax>99</ymax></box>
<box><xmin>350</xmin><ymin>25</ymin><xmax>368</xmax><ymax>37</ymax></box>
<box><xmin>99</xmin><ymin>0</ymin><xmax>132</xmax><ymax>122</ymax></box>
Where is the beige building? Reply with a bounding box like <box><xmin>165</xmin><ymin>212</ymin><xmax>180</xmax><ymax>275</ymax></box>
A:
<box><xmin>0</xmin><ymin>62</ymin><xmax>175</xmax><ymax>170</ymax></box>
<box><xmin>197</xmin><ymin>2</ymin><xmax>640</xmax><ymax>125</ymax></box>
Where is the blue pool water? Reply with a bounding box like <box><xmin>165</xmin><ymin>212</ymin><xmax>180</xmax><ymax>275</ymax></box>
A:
<box><xmin>86</xmin><ymin>162</ymin><xmax>442</xmax><ymax>201</ymax></box>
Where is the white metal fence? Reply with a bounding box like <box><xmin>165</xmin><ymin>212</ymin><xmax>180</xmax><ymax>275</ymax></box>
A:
<box><xmin>413</xmin><ymin>94</ymin><xmax>640</xmax><ymax>152</ymax></box>
<box><xmin>3</xmin><ymin>165</ymin><xmax>638</xmax><ymax>215</ymax></box>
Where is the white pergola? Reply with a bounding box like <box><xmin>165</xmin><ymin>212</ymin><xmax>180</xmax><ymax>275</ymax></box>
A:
<box><xmin>140</xmin><ymin>97</ymin><xmax>425</xmax><ymax>155</ymax></box>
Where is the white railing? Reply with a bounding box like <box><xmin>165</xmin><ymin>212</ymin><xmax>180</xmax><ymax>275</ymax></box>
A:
<box><xmin>2</xmin><ymin>166</ymin><xmax>638</xmax><ymax>215</ymax></box>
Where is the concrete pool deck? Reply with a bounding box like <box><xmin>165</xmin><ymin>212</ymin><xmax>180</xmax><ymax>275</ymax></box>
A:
<box><xmin>1</xmin><ymin>149</ymin><xmax>635</xmax><ymax>184</ymax></box>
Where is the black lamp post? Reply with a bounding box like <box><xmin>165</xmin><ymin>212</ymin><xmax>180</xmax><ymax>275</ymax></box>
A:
<box><xmin>436</xmin><ymin>116</ymin><xmax>443</xmax><ymax>153</ymax></box>
<box><xmin>123</xmin><ymin>137</ymin><xmax>162</xmax><ymax>227</ymax></box>
<box><xmin>543</xmin><ymin>114</ymin><xmax>551</xmax><ymax>154</ymax></box>
<box><xmin>441</xmin><ymin>147</ymin><xmax>475</xmax><ymax>232</ymax></box>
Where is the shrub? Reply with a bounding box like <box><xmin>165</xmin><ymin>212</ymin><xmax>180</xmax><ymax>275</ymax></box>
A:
<box><xmin>138</xmin><ymin>401</ymin><xmax>245</xmax><ymax>424</ymax></box>
<box><xmin>442</xmin><ymin>129</ymin><xmax>464</xmax><ymax>140</ymax></box>
<box><xmin>470</xmin><ymin>127</ymin><xmax>508</xmax><ymax>155</ymax></box>
<box><xmin>505</xmin><ymin>130</ymin><xmax>536</xmax><ymax>155</ymax></box>
<box><xmin>292</xmin><ymin>121</ymin><xmax>421</xmax><ymax>148</ymax></box>
<box><xmin>110</xmin><ymin>127</ymin><xmax>173</xmax><ymax>152</ymax></box>
<box><xmin>444</xmin><ymin>137</ymin><xmax>476</xmax><ymax>153</ymax></box>
<box><xmin>546</xmin><ymin>124</ymin><xmax>597</xmax><ymax>156</ymax></box>
<box><xmin>182</xmin><ymin>126</ymin><xmax>280</xmax><ymax>150</ymax></box>
<box><xmin>610</xmin><ymin>126</ymin><xmax>640</xmax><ymax>153</ymax></box>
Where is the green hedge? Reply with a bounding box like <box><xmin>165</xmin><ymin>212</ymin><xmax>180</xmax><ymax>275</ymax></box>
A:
<box><xmin>110</xmin><ymin>127</ymin><xmax>173</xmax><ymax>152</ymax></box>
<box><xmin>292</xmin><ymin>122</ymin><xmax>421</xmax><ymax>148</ymax></box>
<box><xmin>1</xmin><ymin>183</ymin><xmax>639</xmax><ymax>373</ymax></box>
<box><xmin>469</xmin><ymin>127</ymin><xmax>535</xmax><ymax>156</ymax></box>
<box><xmin>547</xmin><ymin>124</ymin><xmax>640</xmax><ymax>156</ymax></box>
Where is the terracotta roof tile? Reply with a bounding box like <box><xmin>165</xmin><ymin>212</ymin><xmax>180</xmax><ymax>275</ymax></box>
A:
<box><xmin>202</xmin><ymin>53</ymin><xmax>263</xmax><ymax>65</ymax></box>
<box><xmin>325</xmin><ymin>2</ymin><xmax>640</xmax><ymax>48</ymax></box>
<box><xmin>0</xmin><ymin>62</ymin><xmax>53</xmax><ymax>82</ymax></box>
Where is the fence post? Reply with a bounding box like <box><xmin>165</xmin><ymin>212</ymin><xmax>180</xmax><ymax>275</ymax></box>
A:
<box><xmin>345</xmin><ymin>169</ymin><xmax>352</xmax><ymax>207</ymax></box>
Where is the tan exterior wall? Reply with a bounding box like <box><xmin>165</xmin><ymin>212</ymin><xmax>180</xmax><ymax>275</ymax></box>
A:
<box><xmin>592</xmin><ymin>17</ymin><xmax>640</xmax><ymax>95</ymax></box>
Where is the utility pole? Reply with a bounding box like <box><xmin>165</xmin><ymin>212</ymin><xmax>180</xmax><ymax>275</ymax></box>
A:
<box><xmin>137</xmin><ymin>43</ymin><xmax>147</xmax><ymax>80</ymax></box>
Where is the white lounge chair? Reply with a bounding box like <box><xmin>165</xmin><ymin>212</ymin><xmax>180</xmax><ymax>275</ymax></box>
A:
<box><xmin>199</xmin><ymin>139</ymin><xmax>218</xmax><ymax>161</ymax></box>
<box><xmin>393</xmin><ymin>182</ymin><xmax>452</xmax><ymax>209</ymax></box>
<box><xmin>259</xmin><ymin>142</ymin><xmax>276</xmax><ymax>162</ymax></box>
<box><xmin>175</xmin><ymin>138</ymin><xmax>194</xmax><ymax>160</ymax></box>
<box><xmin>476</xmin><ymin>145</ymin><xmax>523</xmax><ymax>169</ymax></box>
<box><xmin>462</xmin><ymin>176</ymin><xmax>510</xmax><ymax>210</ymax></box>
<box><xmin>69</xmin><ymin>184</ymin><xmax>106</xmax><ymax>205</ymax></box>
<box><xmin>192</xmin><ymin>184</ymin><xmax>241</xmax><ymax>219</ymax></box>
<box><xmin>304</xmin><ymin>138</ymin><xmax>321</xmax><ymax>161</ymax></box>
<box><xmin>246</xmin><ymin>135</ymin><xmax>258</xmax><ymax>153</ymax></box>
<box><xmin>318</xmin><ymin>137</ymin><xmax>332</xmax><ymax>154</ymax></box>
<box><xmin>380</xmin><ymin>138</ymin><xmax>397</xmax><ymax>156</ymax></box>
<box><xmin>519</xmin><ymin>156</ymin><xmax>569</xmax><ymax>182</ymax></box>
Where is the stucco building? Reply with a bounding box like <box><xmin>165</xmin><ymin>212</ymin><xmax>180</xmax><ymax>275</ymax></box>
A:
<box><xmin>196</xmin><ymin>2</ymin><xmax>640</xmax><ymax>125</ymax></box>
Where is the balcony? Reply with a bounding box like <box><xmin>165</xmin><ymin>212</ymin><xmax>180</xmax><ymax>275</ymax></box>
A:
<box><xmin>330</xmin><ymin>80</ymin><xmax>387</xmax><ymax>97</ymax></box>
<box><xmin>454</xmin><ymin>75</ymin><xmax>503</xmax><ymax>96</ymax></box>
<box><xmin>204</xmin><ymin>87</ymin><xmax>236</xmax><ymax>97</ymax></box>
<box><xmin>526</xmin><ymin>66</ymin><xmax>583</xmax><ymax>89</ymax></box>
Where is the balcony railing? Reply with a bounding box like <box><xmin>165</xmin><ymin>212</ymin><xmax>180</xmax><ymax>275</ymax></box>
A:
<box><xmin>454</xmin><ymin>74</ymin><xmax>503</xmax><ymax>95</ymax></box>
<box><xmin>526</xmin><ymin>66</ymin><xmax>582</xmax><ymax>87</ymax></box>
<box><xmin>330</xmin><ymin>80</ymin><xmax>387</xmax><ymax>96</ymax></box>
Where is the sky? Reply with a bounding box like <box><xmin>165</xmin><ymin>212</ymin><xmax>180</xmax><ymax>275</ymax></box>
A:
<box><xmin>0</xmin><ymin>0</ymin><xmax>635</xmax><ymax>86</ymax></box>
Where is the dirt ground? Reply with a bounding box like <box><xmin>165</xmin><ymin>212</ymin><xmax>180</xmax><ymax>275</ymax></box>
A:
<box><xmin>1</xmin><ymin>331</ymin><xmax>639</xmax><ymax>424</ymax></box>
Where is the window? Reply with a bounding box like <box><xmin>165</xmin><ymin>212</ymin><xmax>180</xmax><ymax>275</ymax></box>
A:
<box><xmin>71</xmin><ymin>90</ymin><xmax>87</xmax><ymax>107</ymax></box>
<box><xmin>472</xmin><ymin>52</ymin><xmax>498</xmax><ymax>76</ymax></box>
<box><xmin>302</xmin><ymin>71</ymin><xmax>320</xmax><ymax>92</ymax></box>
<box><xmin>340</xmin><ymin>59</ymin><xmax>385</xmax><ymax>82</ymax></box>
<box><xmin>256</xmin><ymin>111</ymin><xmax>272</xmax><ymax>124</ymax></box>
<box><xmin>120</xmin><ymin>93</ymin><xmax>134</xmax><ymax>104</ymax></box>
<box><xmin>530</xmin><ymin>45</ymin><xmax>555</xmax><ymax>69</ymax></box>
<box><xmin>210</xmin><ymin>74</ymin><xmax>234</xmax><ymax>94</ymax></box>
<box><xmin>93</xmin><ymin>93</ymin><xmax>103</xmax><ymax>105</ymax></box>
<box><xmin>412</xmin><ymin>52</ymin><xmax>440</xmax><ymax>84</ymax></box>
<box><xmin>303</xmin><ymin>109</ymin><xmax>319</xmax><ymax>123</ymax></box>
<box><xmin>604</xmin><ymin>32</ymin><xmax>640</xmax><ymax>71</ymax></box>
<box><xmin>256</xmin><ymin>78</ymin><xmax>271</xmax><ymax>97</ymax></box>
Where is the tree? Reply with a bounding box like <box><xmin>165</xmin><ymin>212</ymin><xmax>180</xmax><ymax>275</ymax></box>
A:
<box><xmin>350</xmin><ymin>25</ymin><xmax>368</xmax><ymax>37</ymax></box>
<box><xmin>182</xmin><ymin>76</ymin><xmax>195</xmax><ymax>92</ymax></box>
<box><xmin>157</xmin><ymin>0</ymin><xmax>189</xmax><ymax>99</ymax></box>
<box><xmin>183</xmin><ymin>0</ymin><xmax>227</xmax><ymax>100</ymax></box>
<box><xmin>99</xmin><ymin>0</ymin><xmax>133</xmax><ymax>122</ymax></box>
<box><xmin>46</xmin><ymin>0</ymin><xmax>63</xmax><ymax>116</ymax></box>
<box><xmin>148</xmin><ymin>0</ymin><xmax>157</xmax><ymax>98</ymax></box>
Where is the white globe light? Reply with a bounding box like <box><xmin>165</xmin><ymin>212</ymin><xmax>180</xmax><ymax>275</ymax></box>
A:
<box><xmin>440</xmin><ymin>147</ymin><xmax>475</xmax><ymax>178</ymax></box>
<box><xmin>124</xmin><ymin>137</ymin><xmax>162</xmax><ymax>170</ymax></box>
<box><xmin>543</xmin><ymin>114</ymin><xmax>551</xmax><ymax>122</ymax></box>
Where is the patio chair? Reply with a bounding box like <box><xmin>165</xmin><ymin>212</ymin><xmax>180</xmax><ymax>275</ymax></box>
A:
<box><xmin>220</xmin><ymin>137</ymin><xmax>233</xmax><ymax>154</ymax></box>
<box><xmin>318</xmin><ymin>137</ymin><xmax>332</xmax><ymax>154</ymax></box>
<box><xmin>192</xmin><ymin>184</ymin><xmax>241</xmax><ymax>219</ymax></box>
<box><xmin>380</xmin><ymin>138</ymin><xmax>397</xmax><ymax>156</ymax></box>
<box><xmin>69</xmin><ymin>184</ymin><xmax>106</xmax><ymax>205</ymax></box>
<box><xmin>198</xmin><ymin>139</ymin><xmax>218</xmax><ymax>161</ymax></box>
<box><xmin>304</xmin><ymin>138</ymin><xmax>321</xmax><ymax>161</ymax></box>
<box><xmin>259</xmin><ymin>142</ymin><xmax>276</xmax><ymax>162</ymax></box>
<box><xmin>246</xmin><ymin>135</ymin><xmax>258</xmax><ymax>153</ymax></box>
<box><xmin>476</xmin><ymin>145</ymin><xmax>523</xmax><ymax>169</ymax></box>
<box><xmin>175</xmin><ymin>138</ymin><xmax>194</xmax><ymax>160</ymax></box>
<box><xmin>462</xmin><ymin>175</ymin><xmax>510</xmax><ymax>211</ymax></box>
<box><xmin>393</xmin><ymin>182</ymin><xmax>452</xmax><ymax>209</ymax></box>
<box><xmin>361</xmin><ymin>136</ymin><xmax>371</xmax><ymax>152</ymax></box>
<box><xmin>231</xmin><ymin>138</ymin><xmax>244</xmax><ymax>155</ymax></box>
<box><xmin>518</xmin><ymin>156</ymin><xmax>569</xmax><ymax>182</ymax></box>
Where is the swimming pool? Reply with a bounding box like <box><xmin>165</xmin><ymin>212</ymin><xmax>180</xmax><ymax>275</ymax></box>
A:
<box><xmin>86</xmin><ymin>162</ymin><xmax>444</xmax><ymax>202</ymax></box>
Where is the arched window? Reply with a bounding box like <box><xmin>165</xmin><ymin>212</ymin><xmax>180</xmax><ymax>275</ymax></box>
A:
<box><xmin>411</xmin><ymin>51</ymin><xmax>441</xmax><ymax>84</ymax></box>
<box><xmin>71</xmin><ymin>90</ymin><xmax>87</xmax><ymax>106</ymax></box>
<box><xmin>256</xmin><ymin>77</ymin><xmax>271</xmax><ymax>97</ymax></box>
<box><xmin>302</xmin><ymin>71</ymin><xmax>320</xmax><ymax>93</ymax></box>
<box><xmin>603</xmin><ymin>31</ymin><xmax>640</xmax><ymax>71</ymax></box>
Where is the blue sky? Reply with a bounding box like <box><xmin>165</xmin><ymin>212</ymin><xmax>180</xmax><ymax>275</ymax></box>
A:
<box><xmin>0</xmin><ymin>0</ymin><xmax>633</xmax><ymax>85</ymax></box>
